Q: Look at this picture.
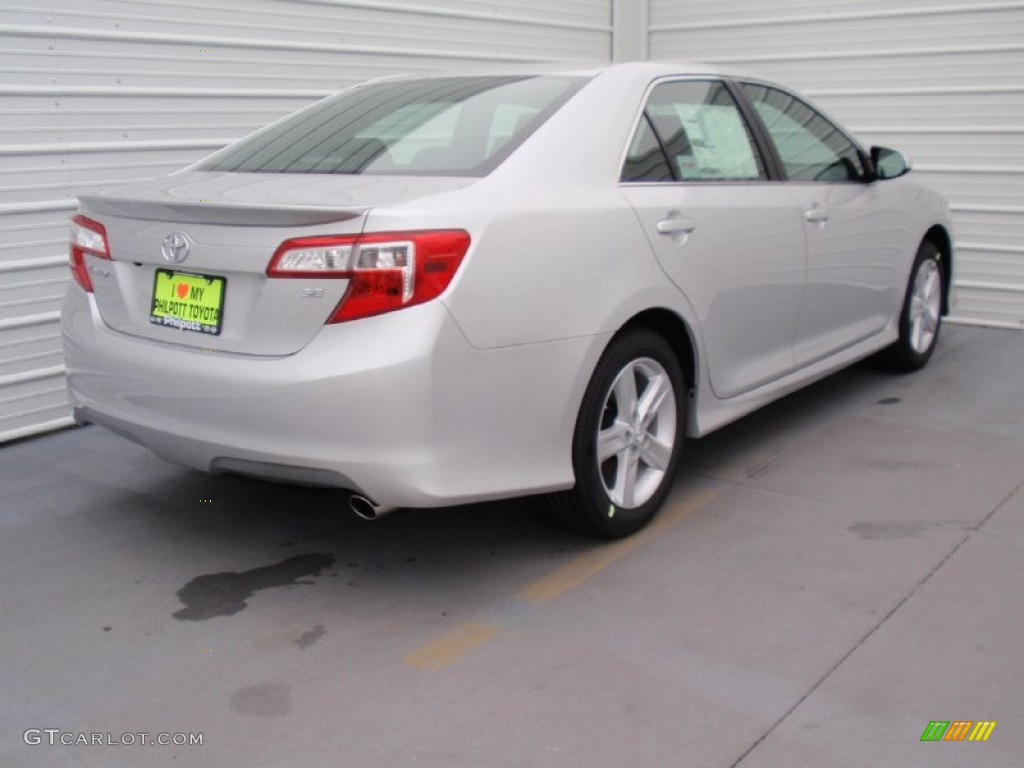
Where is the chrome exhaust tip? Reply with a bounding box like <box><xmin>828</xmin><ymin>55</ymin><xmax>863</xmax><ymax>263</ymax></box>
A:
<box><xmin>348</xmin><ymin>494</ymin><xmax>395</xmax><ymax>521</ymax></box>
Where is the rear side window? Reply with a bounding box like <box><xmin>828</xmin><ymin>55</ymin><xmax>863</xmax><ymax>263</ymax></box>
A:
<box><xmin>622</xmin><ymin>80</ymin><xmax>767</xmax><ymax>183</ymax></box>
<box><xmin>622</xmin><ymin>116</ymin><xmax>674</xmax><ymax>182</ymax></box>
<box><xmin>201</xmin><ymin>75</ymin><xmax>585</xmax><ymax>177</ymax></box>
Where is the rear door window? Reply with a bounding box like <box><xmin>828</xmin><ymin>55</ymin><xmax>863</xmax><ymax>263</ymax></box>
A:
<box><xmin>622</xmin><ymin>80</ymin><xmax>767</xmax><ymax>183</ymax></box>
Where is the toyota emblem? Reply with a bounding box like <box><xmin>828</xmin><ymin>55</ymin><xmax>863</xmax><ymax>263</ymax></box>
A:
<box><xmin>161</xmin><ymin>232</ymin><xmax>192</xmax><ymax>264</ymax></box>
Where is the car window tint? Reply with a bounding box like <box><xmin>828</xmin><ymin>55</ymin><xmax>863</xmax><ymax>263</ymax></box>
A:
<box><xmin>622</xmin><ymin>114</ymin><xmax>674</xmax><ymax>182</ymax></box>
<box><xmin>623</xmin><ymin>80</ymin><xmax>767</xmax><ymax>183</ymax></box>
<box><xmin>486</xmin><ymin>103</ymin><xmax>542</xmax><ymax>156</ymax></box>
<box><xmin>200</xmin><ymin>76</ymin><xmax>585</xmax><ymax>177</ymax></box>
<box><xmin>742</xmin><ymin>83</ymin><xmax>866</xmax><ymax>182</ymax></box>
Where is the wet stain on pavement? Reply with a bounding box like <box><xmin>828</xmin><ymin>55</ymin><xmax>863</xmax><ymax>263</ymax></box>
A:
<box><xmin>230</xmin><ymin>680</ymin><xmax>291</xmax><ymax>717</ymax></box>
<box><xmin>173</xmin><ymin>553</ymin><xmax>335</xmax><ymax>621</ymax></box>
<box><xmin>295</xmin><ymin>624</ymin><xmax>326</xmax><ymax>650</ymax></box>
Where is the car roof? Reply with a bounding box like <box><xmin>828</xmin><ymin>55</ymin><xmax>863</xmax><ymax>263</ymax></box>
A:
<box><xmin>367</xmin><ymin>60</ymin><xmax>749</xmax><ymax>84</ymax></box>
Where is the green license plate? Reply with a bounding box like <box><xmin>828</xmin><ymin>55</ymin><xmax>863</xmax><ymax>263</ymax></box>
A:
<box><xmin>150</xmin><ymin>269</ymin><xmax>226</xmax><ymax>335</ymax></box>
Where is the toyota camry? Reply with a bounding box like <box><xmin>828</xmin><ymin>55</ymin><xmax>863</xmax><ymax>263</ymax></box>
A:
<box><xmin>61</xmin><ymin>62</ymin><xmax>953</xmax><ymax>537</ymax></box>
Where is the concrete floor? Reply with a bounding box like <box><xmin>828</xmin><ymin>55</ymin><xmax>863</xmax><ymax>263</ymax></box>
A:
<box><xmin>1</xmin><ymin>324</ymin><xmax>1022</xmax><ymax>768</ymax></box>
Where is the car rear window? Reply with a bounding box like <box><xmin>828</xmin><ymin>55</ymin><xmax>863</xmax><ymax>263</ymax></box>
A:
<box><xmin>200</xmin><ymin>75</ymin><xmax>586</xmax><ymax>177</ymax></box>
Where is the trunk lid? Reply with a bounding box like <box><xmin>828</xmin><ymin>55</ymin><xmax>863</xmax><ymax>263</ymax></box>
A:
<box><xmin>78</xmin><ymin>171</ymin><xmax>475</xmax><ymax>356</ymax></box>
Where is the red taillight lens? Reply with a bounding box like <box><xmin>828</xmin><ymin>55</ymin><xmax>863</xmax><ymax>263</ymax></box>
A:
<box><xmin>267</xmin><ymin>230</ymin><xmax>470</xmax><ymax>323</ymax></box>
<box><xmin>69</xmin><ymin>214</ymin><xmax>111</xmax><ymax>293</ymax></box>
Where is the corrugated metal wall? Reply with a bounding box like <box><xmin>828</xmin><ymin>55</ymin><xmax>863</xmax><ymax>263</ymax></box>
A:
<box><xmin>0</xmin><ymin>0</ymin><xmax>612</xmax><ymax>443</ymax></box>
<box><xmin>649</xmin><ymin>0</ymin><xmax>1024</xmax><ymax>331</ymax></box>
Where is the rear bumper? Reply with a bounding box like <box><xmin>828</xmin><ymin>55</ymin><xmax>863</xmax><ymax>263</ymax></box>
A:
<box><xmin>61</xmin><ymin>288</ymin><xmax>601</xmax><ymax>507</ymax></box>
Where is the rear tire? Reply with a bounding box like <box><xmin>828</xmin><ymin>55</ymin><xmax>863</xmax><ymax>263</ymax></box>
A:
<box><xmin>547</xmin><ymin>329</ymin><xmax>686</xmax><ymax>538</ymax></box>
<box><xmin>878</xmin><ymin>240</ymin><xmax>944</xmax><ymax>372</ymax></box>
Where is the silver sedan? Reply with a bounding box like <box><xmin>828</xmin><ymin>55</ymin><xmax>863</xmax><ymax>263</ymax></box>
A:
<box><xmin>62</xmin><ymin>62</ymin><xmax>952</xmax><ymax>537</ymax></box>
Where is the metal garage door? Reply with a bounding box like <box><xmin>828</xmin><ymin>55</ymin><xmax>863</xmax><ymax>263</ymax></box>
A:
<box><xmin>0</xmin><ymin>0</ymin><xmax>612</xmax><ymax>442</ymax></box>
<box><xmin>648</xmin><ymin>0</ymin><xmax>1024</xmax><ymax>330</ymax></box>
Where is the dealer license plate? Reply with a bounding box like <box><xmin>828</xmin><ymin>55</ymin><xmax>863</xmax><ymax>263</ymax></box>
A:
<box><xmin>149</xmin><ymin>269</ymin><xmax>226</xmax><ymax>335</ymax></box>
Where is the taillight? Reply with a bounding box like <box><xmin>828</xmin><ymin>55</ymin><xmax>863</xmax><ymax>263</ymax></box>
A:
<box><xmin>69</xmin><ymin>214</ymin><xmax>111</xmax><ymax>293</ymax></box>
<box><xmin>267</xmin><ymin>230</ymin><xmax>470</xmax><ymax>323</ymax></box>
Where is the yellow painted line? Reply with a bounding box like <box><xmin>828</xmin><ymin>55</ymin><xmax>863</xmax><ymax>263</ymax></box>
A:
<box><xmin>402</xmin><ymin>621</ymin><xmax>503</xmax><ymax>672</ymax></box>
<box><xmin>517</xmin><ymin>486</ymin><xmax>722</xmax><ymax>604</ymax></box>
<box><xmin>403</xmin><ymin>485</ymin><xmax>721</xmax><ymax>671</ymax></box>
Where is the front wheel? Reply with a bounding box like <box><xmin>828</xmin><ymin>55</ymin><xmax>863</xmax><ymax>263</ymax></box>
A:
<box><xmin>878</xmin><ymin>240</ymin><xmax>945</xmax><ymax>372</ymax></box>
<box><xmin>547</xmin><ymin>329</ymin><xmax>686</xmax><ymax>538</ymax></box>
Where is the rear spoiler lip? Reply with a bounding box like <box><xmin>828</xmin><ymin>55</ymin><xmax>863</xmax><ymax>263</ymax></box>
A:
<box><xmin>77</xmin><ymin>195</ymin><xmax>369</xmax><ymax>227</ymax></box>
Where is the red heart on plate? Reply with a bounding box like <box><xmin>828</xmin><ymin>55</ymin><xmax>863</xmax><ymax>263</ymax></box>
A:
<box><xmin>176</xmin><ymin>283</ymin><xmax>188</xmax><ymax>299</ymax></box>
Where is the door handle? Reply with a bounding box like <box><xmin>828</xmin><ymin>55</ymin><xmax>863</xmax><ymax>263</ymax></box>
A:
<box><xmin>804</xmin><ymin>207</ymin><xmax>829</xmax><ymax>224</ymax></box>
<box><xmin>656</xmin><ymin>217</ymin><xmax>696</xmax><ymax>235</ymax></box>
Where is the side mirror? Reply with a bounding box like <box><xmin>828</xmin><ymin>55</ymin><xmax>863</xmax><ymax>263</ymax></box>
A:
<box><xmin>870</xmin><ymin>146</ymin><xmax>912</xmax><ymax>180</ymax></box>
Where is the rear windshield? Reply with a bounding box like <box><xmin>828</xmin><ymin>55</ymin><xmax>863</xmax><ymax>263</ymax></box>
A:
<box><xmin>200</xmin><ymin>75</ymin><xmax>586</xmax><ymax>177</ymax></box>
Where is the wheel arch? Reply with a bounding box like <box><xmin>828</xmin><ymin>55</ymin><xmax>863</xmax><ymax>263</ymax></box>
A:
<box><xmin>617</xmin><ymin>307</ymin><xmax>698</xmax><ymax>395</ymax></box>
<box><xmin>923</xmin><ymin>225</ymin><xmax>953</xmax><ymax>315</ymax></box>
